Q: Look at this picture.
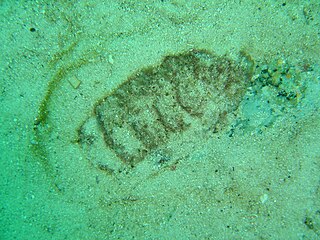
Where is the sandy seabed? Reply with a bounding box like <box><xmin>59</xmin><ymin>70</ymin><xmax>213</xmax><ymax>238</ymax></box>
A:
<box><xmin>1</xmin><ymin>0</ymin><xmax>319</xmax><ymax>239</ymax></box>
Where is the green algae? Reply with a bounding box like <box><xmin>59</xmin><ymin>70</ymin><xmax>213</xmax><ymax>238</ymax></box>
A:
<box><xmin>31</xmin><ymin>42</ymin><xmax>100</xmax><ymax>179</ymax></box>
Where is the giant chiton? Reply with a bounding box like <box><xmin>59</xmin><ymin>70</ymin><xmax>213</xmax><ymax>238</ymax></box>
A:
<box><xmin>79</xmin><ymin>49</ymin><xmax>254</xmax><ymax>167</ymax></box>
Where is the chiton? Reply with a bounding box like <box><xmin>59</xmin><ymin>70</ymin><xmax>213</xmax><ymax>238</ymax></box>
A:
<box><xmin>80</xmin><ymin>49</ymin><xmax>254</xmax><ymax>166</ymax></box>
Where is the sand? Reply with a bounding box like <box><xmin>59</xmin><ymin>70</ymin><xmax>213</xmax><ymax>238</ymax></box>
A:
<box><xmin>1</xmin><ymin>0</ymin><xmax>319</xmax><ymax>239</ymax></box>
